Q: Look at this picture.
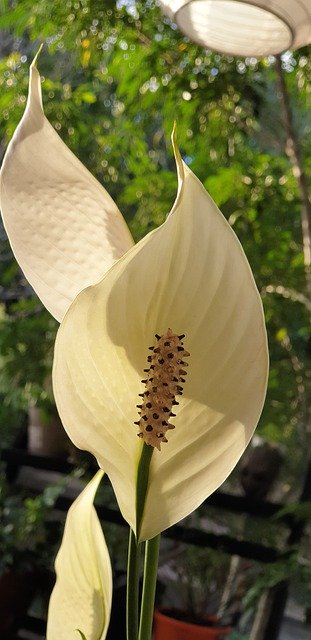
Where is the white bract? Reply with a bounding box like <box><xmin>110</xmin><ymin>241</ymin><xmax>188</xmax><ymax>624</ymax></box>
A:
<box><xmin>47</xmin><ymin>471</ymin><xmax>112</xmax><ymax>640</ymax></box>
<box><xmin>0</xmin><ymin>57</ymin><xmax>133</xmax><ymax>321</ymax></box>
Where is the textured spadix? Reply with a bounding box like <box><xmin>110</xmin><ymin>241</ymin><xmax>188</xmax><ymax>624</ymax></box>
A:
<box><xmin>0</xmin><ymin>59</ymin><xmax>134</xmax><ymax>322</ymax></box>
<box><xmin>47</xmin><ymin>470</ymin><xmax>112</xmax><ymax>640</ymax></box>
<box><xmin>53</xmin><ymin>137</ymin><xmax>268</xmax><ymax>542</ymax></box>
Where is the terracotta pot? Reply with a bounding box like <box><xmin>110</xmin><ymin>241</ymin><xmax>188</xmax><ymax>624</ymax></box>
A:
<box><xmin>153</xmin><ymin>609</ymin><xmax>231</xmax><ymax>640</ymax></box>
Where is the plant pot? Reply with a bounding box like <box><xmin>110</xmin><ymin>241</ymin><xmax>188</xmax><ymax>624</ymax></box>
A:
<box><xmin>28</xmin><ymin>405</ymin><xmax>69</xmax><ymax>458</ymax></box>
<box><xmin>153</xmin><ymin>609</ymin><xmax>231</xmax><ymax>640</ymax></box>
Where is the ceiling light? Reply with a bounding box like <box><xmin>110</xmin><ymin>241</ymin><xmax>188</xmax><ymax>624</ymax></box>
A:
<box><xmin>159</xmin><ymin>1</ymin><xmax>311</xmax><ymax>56</ymax></box>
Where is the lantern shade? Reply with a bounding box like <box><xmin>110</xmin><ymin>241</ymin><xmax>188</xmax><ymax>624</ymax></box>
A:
<box><xmin>159</xmin><ymin>0</ymin><xmax>311</xmax><ymax>57</ymax></box>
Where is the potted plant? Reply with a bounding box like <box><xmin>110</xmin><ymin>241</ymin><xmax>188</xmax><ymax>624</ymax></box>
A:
<box><xmin>0</xmin><ymin>468</ymin><xmax>64</xmax><ymax>636</ymax></box>
<box><xmin>0</xmin><ymin>297</ymin><xmax>70</xmax><ymax>457</ymax></box>
<box><xmin>154</xmin><ymin>542</ymin><xmax>232</xmax><ymax>639</ymax></box>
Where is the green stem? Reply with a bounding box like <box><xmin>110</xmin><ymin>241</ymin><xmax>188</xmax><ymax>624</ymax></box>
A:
<box><xmin>136</xmin><ymin>443</ymin><xmax>154</xmax><ymax>538</ymax></box>
<box><xmin>126</xmin><ymin>529</ymin><xmax>141</xmax><ymax>640</ymax></box>
<box><xmin>138</xmin><ymin>535</ymin><xmax>161</xmax><ymax>640</ymax></box>
<box><xmin>126</xmin><ymin>443</ymin><xmax>154</xmax><ymax>640</ymax></box>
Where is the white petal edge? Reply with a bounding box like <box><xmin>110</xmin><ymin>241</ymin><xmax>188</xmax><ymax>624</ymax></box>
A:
<box><xmin>47</xmin><ymin>470</ymin><xmax>112</xmax><ymax>640</ymax></box>
<box><xmin>53</xmin><ymin>133</ymin><xmax>269</xmax><ymax>541</ymax></box>
<box><xmin>0</xmin><ymin>59</ymin><xmax>134</xmax><ymax>321</ymax></box>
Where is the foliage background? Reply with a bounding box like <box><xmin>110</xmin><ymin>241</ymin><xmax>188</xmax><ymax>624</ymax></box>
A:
<box><xmin>0</xmin><ymin>0</ymin><xmax>310</xmax><ymax>631</ymax></box>
<box><xmin>0</xmin><ymin>1</ymin><xmax>310</xmax><ymax>495</ymax></box>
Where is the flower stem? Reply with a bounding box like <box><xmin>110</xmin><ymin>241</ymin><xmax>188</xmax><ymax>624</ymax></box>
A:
<box><xmin>136</xmin><ymin>443</ymin><xmax>154</xmax><ymax>538</ymax></box>
<box><xmin>126</xmin><ymin>443</ymin><xmax>154</xmax><ymax>640</ymax></box>
<box><xmin>126</xmin><ymin>528</ymin><xmax>141</xmax><ymax>640</ymax></box>
<box><xmin>138</xmin><ymin>535</ymin><xmax>161</xmax><ymax>640</ymax></box>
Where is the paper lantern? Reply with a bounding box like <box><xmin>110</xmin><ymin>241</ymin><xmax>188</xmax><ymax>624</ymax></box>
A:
<box><xmin>159</xmin><ymin>1</ymin><xmax>311</xmax><ymax>56</ymax></box>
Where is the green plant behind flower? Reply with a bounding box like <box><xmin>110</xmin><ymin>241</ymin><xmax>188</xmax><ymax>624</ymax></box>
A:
<box><xmin>0</xmin><ymin>468</ymin><xmax>65</xmax><ymax>574</ymax></box>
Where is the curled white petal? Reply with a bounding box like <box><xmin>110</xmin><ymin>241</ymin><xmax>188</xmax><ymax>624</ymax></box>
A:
<box><xmin>47</xmin><ymin>471</ymin><xmax>112</xmax><ymax>640</ymax></box>
<box><xmin>0</xmin><ymin>60</ymin><xmax>134</xmax><ymax>321</ymax></box>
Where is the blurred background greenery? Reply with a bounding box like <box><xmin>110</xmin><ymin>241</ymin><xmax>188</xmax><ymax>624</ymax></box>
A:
<box><xmin>0</xmin><ymin>0</ymin><xmax>310</xmax><ymax>635</ymax></box>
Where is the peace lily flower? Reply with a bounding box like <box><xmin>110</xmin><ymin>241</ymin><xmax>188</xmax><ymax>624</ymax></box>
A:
<box><xmin>0</xmin><ymin>60</ymin><xmax>268</xmax><ymax>548</ymax></box>
<box><xmin>47</xmin><ymin>471</ymin><xmax>112</xmax><ymax>640</ymax></box>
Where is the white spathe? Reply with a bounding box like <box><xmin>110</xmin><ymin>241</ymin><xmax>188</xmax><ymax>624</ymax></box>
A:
<box><xmin>53</xmin><ymin>136</ymin><xmax>269</xmax><ymax>542</ymax></box>
<box><xmin>0</xmin><ymin>60</ymin><xmax>134</xmax><ymax>322</ymax></box>
<box><xmin>159</xmin><ymin>0</ymin><xmax>311</xmax><ymax>56</ymax></box>
<box><xmin>47</xmin><ymin>471</ymin><xmax>112</xmax><ymax>640</ymax></box>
